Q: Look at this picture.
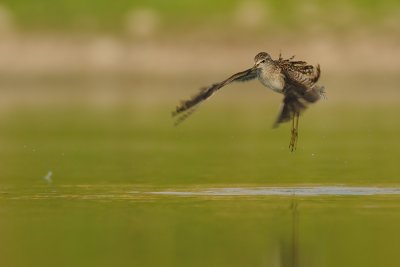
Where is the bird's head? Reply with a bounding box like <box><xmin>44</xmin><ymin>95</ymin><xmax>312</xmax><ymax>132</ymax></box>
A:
<box><xmin>252</xmin><ymin>52</ymin><xmax>272</xmax><ymax>69</ymax></box>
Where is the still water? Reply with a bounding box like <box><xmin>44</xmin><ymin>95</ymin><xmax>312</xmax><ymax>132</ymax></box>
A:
<box><xmin>1</xmin><ymin>185</ymin><xmax>400</xmax><ymax>267</ymax></box>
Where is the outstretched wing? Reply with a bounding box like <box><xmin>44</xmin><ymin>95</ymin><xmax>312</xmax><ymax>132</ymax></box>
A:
<box><xmin>172</xmin><ymin>68</ymin><xmax>257</xmax><ymax>123</ymax></box>
<box><xmin>274</xmin><ymin>73</ymin><xmax>321</xmax><ymax>127</ymax></box>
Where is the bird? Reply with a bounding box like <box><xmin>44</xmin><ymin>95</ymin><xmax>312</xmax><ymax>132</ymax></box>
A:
<box><xmin>172</xmin><ymin>52</ymin><xmax>325</xmax><ymax>151</ymax></box>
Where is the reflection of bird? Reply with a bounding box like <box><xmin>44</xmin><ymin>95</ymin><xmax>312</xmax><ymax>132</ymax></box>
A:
<box><xmin>172</xmin><ymin>52</ymin><xmax>325</xmax><ymax>151</ymax></box>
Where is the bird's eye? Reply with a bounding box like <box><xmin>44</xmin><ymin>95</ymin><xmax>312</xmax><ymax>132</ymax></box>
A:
<box><xmin>260</xmin><ymin>60</ymin><xmax>265</xmax><ymax>63</ymax></box>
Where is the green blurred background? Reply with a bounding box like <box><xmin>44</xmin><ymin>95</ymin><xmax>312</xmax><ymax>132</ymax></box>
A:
<box><xmin>1</xmin><ymin>1</ymin><xmax>400</xmax><ymax>266</ymax></box>
<box><xmin>0</xmin><ymin>0</ymin><xmax>399</xmax><ymax>186</ymax></box>
<box><xmin>2</xmin><ymin>0</ymin><xmax>400</xmax><ymax>33</ymax></box>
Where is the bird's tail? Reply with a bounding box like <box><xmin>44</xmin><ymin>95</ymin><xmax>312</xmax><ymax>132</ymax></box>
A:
<box><xmin>274</xmin><ymin>95</ymin><xmax>307</xmax><ymax>127</ymax></box>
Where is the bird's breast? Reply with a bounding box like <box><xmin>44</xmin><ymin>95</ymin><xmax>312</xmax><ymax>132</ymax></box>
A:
<box><xmin>257</xmin><ymin>68</ymin><xmax>285</xmax><ymax>93</ymax></box>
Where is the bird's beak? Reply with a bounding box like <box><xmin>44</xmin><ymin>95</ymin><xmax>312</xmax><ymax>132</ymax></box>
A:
<box><xmin>251</xmin><ymin>63</ymin><xmax>259</xmax><ymax>70</ymax></box>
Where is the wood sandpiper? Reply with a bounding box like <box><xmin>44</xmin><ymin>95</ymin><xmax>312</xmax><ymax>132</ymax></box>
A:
<box><xmin>172</xmin><ymin>52</ymin><xmax>325</xmax><ymax>152</ymax></box>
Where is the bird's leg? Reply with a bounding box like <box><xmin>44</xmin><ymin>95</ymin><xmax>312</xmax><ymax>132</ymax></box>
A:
<box><xmin>289</xmin><ymin>112</ymin><xmax>295</xmax><ymax>151</ymax></box>
<box><xmin>289</xmin><ymin>112</ymin><xmax>299</xmax><ymax>152</ymax></box>
<box><xmin>294</xmin><ymin>112</ymin><xmax>299</xmax><ymax>150</ymax></box>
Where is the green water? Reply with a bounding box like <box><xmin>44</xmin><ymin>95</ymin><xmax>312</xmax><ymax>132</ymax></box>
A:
<box><xmin>1</xmin><ymin>75</ymin><xmax>400</xmax><ymax>266</ymax></box>
<box><xmin>1</xmin><ymin>104</ymin><xmax>399</xmax><ymax>185</ymax></box>
<box><xmin>2</xmin><ymin>186</ymin><xmax>400</xmax><ymax>267</ymax></box>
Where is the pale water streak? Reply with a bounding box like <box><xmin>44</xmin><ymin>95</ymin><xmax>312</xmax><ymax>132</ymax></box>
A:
<box><xmin>2</xmin><ymin>186</ymin><xmax>400</xmax><ymax>200</ymax></box>
<box><xmin>149</xmin><ymin>186</ymin><xmax>400</xmax><ymax>196</ymax></box>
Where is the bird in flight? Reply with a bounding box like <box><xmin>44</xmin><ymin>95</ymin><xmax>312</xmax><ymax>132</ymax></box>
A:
<box><xmin>172</xmin><ymin>52</ymin><xmax>325</xmax><ymax>151</ymax></box>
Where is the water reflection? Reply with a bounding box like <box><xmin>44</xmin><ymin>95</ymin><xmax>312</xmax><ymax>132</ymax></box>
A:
<box><xmin>279</xmin><ymin>199</ymin><xmax>299</xmax><ymax>267</ymax></box>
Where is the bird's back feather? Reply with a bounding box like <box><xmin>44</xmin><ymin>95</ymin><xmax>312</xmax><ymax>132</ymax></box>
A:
<box><xmin>274</xmin><ymin>56</ymin><xmax>324</xmax><ymax>126</ymax></box>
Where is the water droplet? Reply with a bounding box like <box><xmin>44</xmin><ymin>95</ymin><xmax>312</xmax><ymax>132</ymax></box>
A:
<box><xmin>43</xmin><ymin>171</ymin><xmax>53</xmax><ymax>184</ymax></box>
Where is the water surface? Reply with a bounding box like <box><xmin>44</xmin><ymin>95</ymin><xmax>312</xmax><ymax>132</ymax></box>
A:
<box><xmin>1</xmin><ymin>185</ymin><xmax>400</xmax><ymax>267</ymax></box>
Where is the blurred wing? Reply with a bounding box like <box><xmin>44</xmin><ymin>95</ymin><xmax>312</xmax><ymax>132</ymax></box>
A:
<box><xmin>274</xmin><ymin>73</ymin><xmax>321</xmax><ymax>127</ymax></box>
<box><xmin>172</xmin><ymin>68</ymin><xmax>257</xmax><ymax>121</ymax></box>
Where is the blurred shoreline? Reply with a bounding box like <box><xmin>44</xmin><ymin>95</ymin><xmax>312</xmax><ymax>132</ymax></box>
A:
<box><xmin>0</xmin><ymin>33</ymin><xmax>399</xmax><ymax>78</ymax></box>
<box><xmin>0</xmin><ymin>33</ymin><xmax>399</xmax><ymax>112</ymax></box>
